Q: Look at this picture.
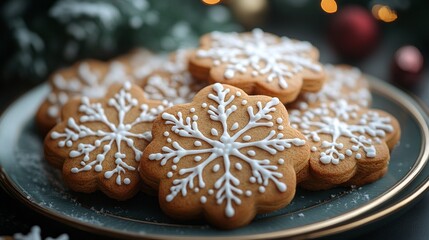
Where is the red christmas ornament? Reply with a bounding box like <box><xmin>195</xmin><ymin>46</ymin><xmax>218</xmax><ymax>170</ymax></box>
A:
<box><xmin>328</xmin><ymin>5</ymin><xmax>379</xmax><ymax>59</ymax></box>
<box><xmin>391</xmin><ymin>45</ymin><xmax>424</xmax><ymax>88</ymax></box>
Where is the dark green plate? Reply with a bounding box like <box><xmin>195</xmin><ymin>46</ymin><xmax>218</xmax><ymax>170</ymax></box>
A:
<box><xmin>0</xmin><ymin>77</ymin><xmax>428</xmax><ymax>239</ymax></box>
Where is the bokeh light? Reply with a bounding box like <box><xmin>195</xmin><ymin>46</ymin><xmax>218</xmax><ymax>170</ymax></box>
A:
<box><xmin>202</xmin><ymin>0</ymin><xmax>221</xmax><ymax>5</ymax></box>
<box><xmin>320</xmin><ymin>0</ymin><xmax>337</xmax><ymax>14</ymax></box>
<box><xmin>372</xmin><ymin>4</ymin><xmax>398</xmax><ymax>23</ymax></box>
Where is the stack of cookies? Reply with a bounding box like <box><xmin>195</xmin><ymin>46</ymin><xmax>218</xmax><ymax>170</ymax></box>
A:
<box><xmin>39</xmin><ymin>29</ymin><xmax>400</xmax><ymax>229</ymax></box>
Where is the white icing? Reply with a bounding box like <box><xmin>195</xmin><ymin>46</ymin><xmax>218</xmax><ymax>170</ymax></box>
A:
<box><xmin>197</xmin><ymin>29</ymin><xmax>321</xmax><ymax>89</ymax></box>
<box><xmin>299</xmin><ymin>65</ymin><xmax>371</xmax><ymax>108</ymax></box>
<box><xmin>200</xmin><ymin>196</ymin><xmax>207</xmax><ymax>204</ymax></box>
<box><xmin>149</xmin><ymin>83</ymin><xmax>305</xmax><ymax>217</ymax></box>
<box><xmin>128</xmin><ymin>49</ymin><xmax>166</xmax><ymax>79</ymax></box>
<box><xmin>47</xmin><ymin>61</ymin><xmax>132</xmax><ymax>122</ymax></box>
<box><xmin>290</xmin><ymin>100</ymin><xmax>394</xmax><ymax>165</ymax></box>
<box><xmin>13</xmin><ymin>225</ymin><xmax>69</xmax><ymax>240</ymax></box>
<box><xmin>235</xmin><ymin>162</ymin><xmax>243</xmax><ymax>170</ymax></box>
<box><xmin>51</xmin><ymin>82</ymin><xmax>168</xmax><ymax>185</ymax></box>
<box><xmin>278</xmin><ymin>158</ymin><xmax>285</xmax><ymax>165</ymax></box>
<box><xmin>142</xmin><ymin>50</ymin><xmax>205</xmax><ymax>105</ymax></box>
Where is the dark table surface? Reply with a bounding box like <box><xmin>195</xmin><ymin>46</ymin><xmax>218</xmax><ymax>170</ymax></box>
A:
<box><xmin>1</xmin><ymin>25</ymin><xmax>429</xmax><ymax>239</ymax></box>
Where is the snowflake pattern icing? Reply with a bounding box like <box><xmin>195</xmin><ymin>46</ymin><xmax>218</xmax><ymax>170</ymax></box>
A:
<box><xmin>143</xmin><ymin>50</ymin><xmax>205</xmax><ymax>105</ymax></box>
<box><xmin>297</xmin><ymin>65</ymin><xmax>371</xmax><ymax>109</ymax></box>
<box><xmin>196</xmin><ymin>28</ymin><xmax>322</xmax><ymax>89</ymax></box>
<box><xmin>149</xmin><ymin>83</ymin><xmax>306</xmax><ymax>217</ymax></box>
<box><xmin>290</xmin><ymin>100</ymin><xmax>394</xmax><ymax>165</ymax></box>
<box><xmin>51</xmin><ymin>82</ymin><xmax>169</xmax><ymax>185</ymax></box>
<box><xmin>47</xmin><ymin>61</ymin><xmax>132</xmax><ymax>121</ymax></box>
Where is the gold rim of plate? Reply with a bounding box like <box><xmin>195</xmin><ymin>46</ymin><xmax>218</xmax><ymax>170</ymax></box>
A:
<box><xmin>0</xmin><ymin>76</ymin><xmax>428</xmax><ymax>240</ymax></box>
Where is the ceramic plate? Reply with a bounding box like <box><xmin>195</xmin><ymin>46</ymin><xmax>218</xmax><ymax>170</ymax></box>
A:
<box><xmin>0</xmin><ymin>77</ymin><xmax>428</xmax><ymax>239</ymax></box>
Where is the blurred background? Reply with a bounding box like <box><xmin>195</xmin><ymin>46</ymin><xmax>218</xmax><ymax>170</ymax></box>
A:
<box><xmin>1</xmin><ymin>0</ymin><xmax>428</xmax><ymax>97</ymax></box>
<box><xmin>1</xmin><ymin>0</ymin><xmax>429</xmax><ymax>238</ymax></box>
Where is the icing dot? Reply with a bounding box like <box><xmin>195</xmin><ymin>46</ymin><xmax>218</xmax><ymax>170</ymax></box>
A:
<box><xmin>242</xmin><ymin>100</ymin><xmax>248</xmax><ymax>105</ymax></box>
<box><xmin>235</xmin><ymin>163</ymin><xmax>242</xmax><ymax>170</ymax></box>
<box><xmin>208</xmin><ymin>189</ymin><xmax>214</xmax><ymax>195</ymax></box>
<box><xmin>172</xmin><ymin>165</ymin><xmax>177</xmax><ymax>170</ymax></box>
<box><xmin>352</xmin><ymin>146</ymin><xmax>359</xmax><ymax>151</ymax></box>
<box><xmin>190</xmin><ymin>108</ymin><xmax>196</xmax><ymax>113</ymax></box>
<box><xmin>356</xmin><ymin>153</ymin><xmax>362</xmax><ymax>159</ymax></box>
<box><xmin>194</xmin><ymin>188</ymin><xmax>199</xmax><ymax>193</ymax></box>
<box><xmin>278</xmin><ymin>126</ymin><xmax>284</xmax><ymax>130</ymax></box>
<box><xmin>200</xmin><ymin>196</ymin><xmax>207</xmax><ymax>204</ymax></box>
<box><xmin>213</xmin><ymin>164</ymin><xmax>220</xmax><ymax>172</ymax></box>
<box><xmin>259</xmin><ymin>186</ymin><xmax>266</xmax><ymax>193</ymax></box>
<box><xmin>192</xmin><ymin>115</ymin><xmax>198</xmax><ymax>121</ymax></box>
<box><xmin>346</xmin><ymin>149</ymin><xmax>353</xmax><ymax>156</ymax></box>
<box><xmin>249</xmin><ymin>177</ymin><xmax>256</xmax><ymax>183</ymax></box>
<box><xmin>231</xmin><ymin>122</ymin><xmax>239</xmax><ymax>130</ymax></box>
<box><xmin>167</xmin><ymin>138</ymin><xmax>172</xmax><ymax>143</ymax></box>
<box><xmin>194</xmin><ymin>141</ymin><xmax>202</xmax><ymax>147</ymax></box>
<box><xmin>95</xmin><ymin>165</ymin><xmax>103</xmax><ymax>172</ymax></box>
<box><xmin>80</xmin><ymin>161</ymin><xmax>85</xmax><ymax>166</ymax></box>
<box><xmin>278</xmin><ymin>158</ymin><xmax>285</xmax><ymax>165</ymax></box>
<box><xmin>245</xmin><ymin>190</ymin><xmax>252</xmax><ymax>197</ymax></box>
<box><xmin>211</xmin><ymin>128</ymin><xmax>219</xmax><ymax>136</ymax></box>
<box><xmin>247</xmin><ymin>150</ymin><xmax>256</xmax><ymax>156</ymax></box>
<box><xmin>194</xmin><ymin>156</ymin><xmax>202</xmax><ymax>162</ymax></box>
<box><xmin>225</xmin><ymin>69</ymin><xmax>234</xmax><ymax>78</ymax></box>
<box><xmin>167</xmin><ymin>172</ymin><xmax>173</xmax><ymax>178</ymax></box>
<box><xmin>124</xmin><ymin>178</ymin><xmax>131</xmax><ymax>185</ymax></box>
<box><xmin>71</xmin><ymin>168</ymin><xmax>78</xmax><ymax>173</ymax></box>
<box><xmin>243</xmin><ymin>135</ymin><xmax>252</xmax><ymax>141</ymax></box>
<box><xmin>276</xmin><ymin>118</ymin><xmax>283</xmax><ymax>124</ymax></box>
<box><xmin>163</xmin><ymin>131</ymin><xmax>169</xmax><ymax>137</ymax></box>
<box><xmin>311</xmin><ymin>146</ymin><xmax>317</xmax><ymax>152</ymax></box>
<box><xmin>236</xmin><ymin>91</ymin><xmax>242</xmax><ymax>97</ymax></box>
<box><xmin>202</xmin><ymin>103</ymin><xmax>207</xmax><ymax>108</ymax></box>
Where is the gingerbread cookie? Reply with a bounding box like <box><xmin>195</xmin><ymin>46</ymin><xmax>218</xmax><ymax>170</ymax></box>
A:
<box><xmin>142</xmin><ymin>49</ymin><xmax>206</xmax><ymax>105</ymax></box>
<box><xmin>140</xmin><ymin>83</ymin><xmax>310</xmax><ymax>229</ymax></box>
<box><xmin>289</xmin><ymin>100</ymin><xmax>400</xmax><ymax>190</ymax></box>
<box><xmin>189</xmin><ymin>28</ymin><xmax>325</xmax><ymax>104</ymax></box>
<box><xmin>36</xmin><ymin>60</ymin><xmax>133</xmax><ymax>135</ymax></box>
<box><xmin>44</xmin><ymin>82</ymin><xmax>170</xmax><ymax>200</ymax></box>
<box><xmin>289</xmin><ymin>64</ymin><xmax>371</xmax><ymax>110</ymax></box>
<box><xmin>115</xmin><ymin>48</ymin><xmax>167</xmax><ymax>84</ymax></box>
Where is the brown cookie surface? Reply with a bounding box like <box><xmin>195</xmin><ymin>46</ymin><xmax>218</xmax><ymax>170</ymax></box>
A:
<box><xmin>36</xmin><ymin>60</ymin><xmax>133</xmax><ymax>135</ymax></box>
<box><xmin>140</xmin><ymin>83</ymin><xmax>310</xmax><ymax>229</ymax></box>
<box><xmin>44</xmin><ymin>82</ymin><xmax>170</xmax><ymax>200</ymax></box>
<box><xmin>289</xmin><ymin>64</ymin><xmax>372</xmax><ymax>110</ymax></box>
<box><xmin>289</xmin><ymin>100</ymin><xmax>400</xmax><ymax>190</ymax></box>
<box><xmin>115</xmin><ymin>48</ymin><xmax>167</xmax><ymax>84</ymax></box>
<box><xmin>189</xmin><ymin>29</ymin><xmax>325</xmax><ymax>103</ymax></box>
<box><xmin>141</xmin><ymin>49</ymin><xmax>207</xmax><ymax>105</ymax></box>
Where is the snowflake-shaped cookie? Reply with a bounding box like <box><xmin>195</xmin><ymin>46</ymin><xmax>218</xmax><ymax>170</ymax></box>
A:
<box><xmin>140</xmin><ymin>83</ymin><xmax>310</xmax><ymax>228</ymax></box>
<box><xmin>142</xmin><ymin>49</ymin><xmax>206</xmax><ymax>105</ymax></box>
<box><xmin>289</xmin><ymin>64</ymin><xmax>371</xmax><ymax>110</ymax></box>
<box><xmin>36</xmin><ymin>60</ymin><xmax>133</xmax><ymax>134</ymax></box>
<box><xmin>44</xmin><ymin>82</ymin><xmax>170</xmax><ymax>200</ymax></box>
<box><xmin>115</xmin><ymin>48</ymin><xmax>167</xmax><ymax>83</ymax></box>
<box><xmin>189</xmin><ymin>29</ymin><xmax>325</xmax><ymax>104</ymax></box>
<box><xmin>289</xmin><ymin>100</ymin><xmax>400</xmax><ymax>190</ymax></box>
